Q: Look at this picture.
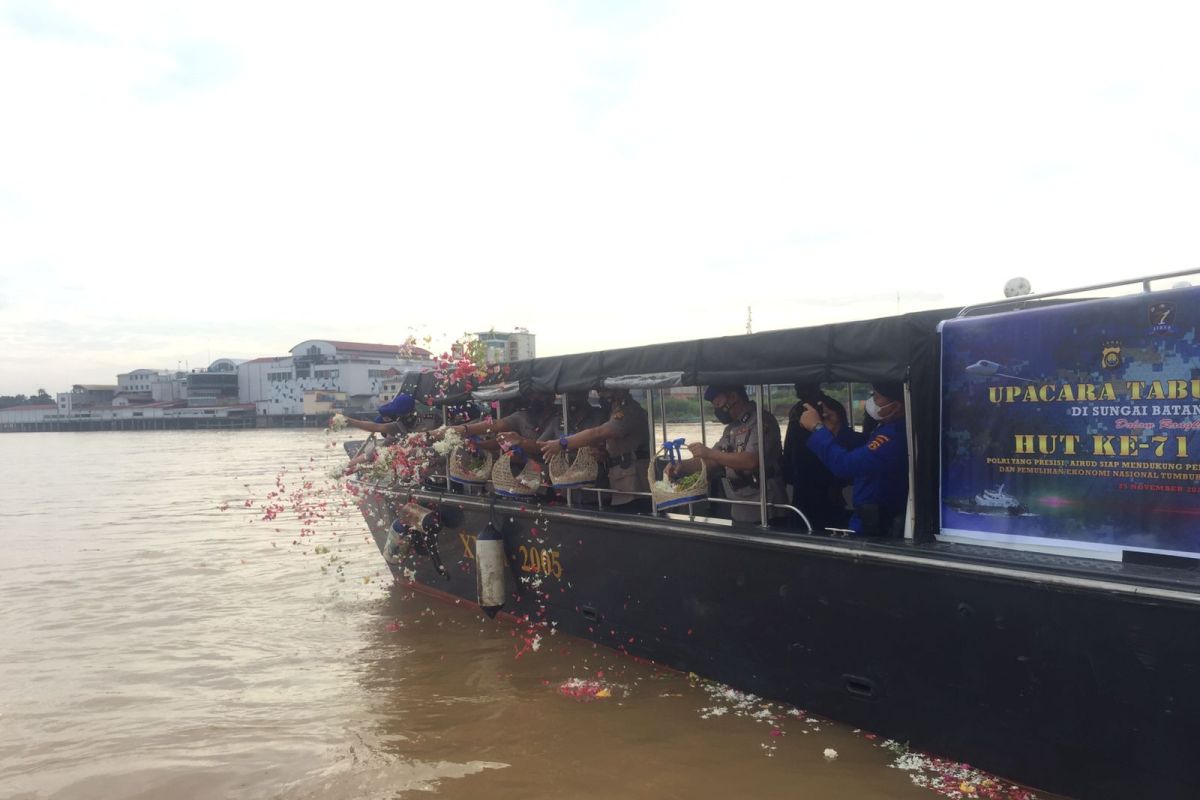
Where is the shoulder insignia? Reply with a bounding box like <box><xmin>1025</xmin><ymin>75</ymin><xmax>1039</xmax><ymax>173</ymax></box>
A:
<box><xmin>867</xmin><ymin>434</ymin><xmax>890</xmax><ymax>451</ymax></box>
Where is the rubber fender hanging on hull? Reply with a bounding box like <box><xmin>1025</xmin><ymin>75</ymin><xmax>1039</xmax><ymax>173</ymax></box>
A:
<box><xmin>384</xmin><ymin>519</ymin><xmax>404</xmax><ymax>566</ymax></box>
<box><xmin>475</xmin><ymin>522</ymin><xmax>507</xmax><ymax>618</ymax></box>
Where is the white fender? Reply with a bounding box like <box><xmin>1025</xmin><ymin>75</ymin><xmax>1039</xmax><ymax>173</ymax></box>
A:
<box><xmin>475</xmin><ymin>523</ymin><xmax>506</xmax><ymax>618</ymax></box>
<box><xmin>384</xmin><ymin>519</ymin><xmax>405</xmax><ymax>565</ymax></box>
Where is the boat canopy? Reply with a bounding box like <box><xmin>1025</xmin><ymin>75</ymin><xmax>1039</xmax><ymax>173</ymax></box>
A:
<box><xmin>419</xmin><ymin>307</ymin><xmax>959</xmax><ymax>540</ymax></box>
<box><xmin>496</xmin><ymin>307</ymin><xmax>956</xmax><ymax>392</ymax></box>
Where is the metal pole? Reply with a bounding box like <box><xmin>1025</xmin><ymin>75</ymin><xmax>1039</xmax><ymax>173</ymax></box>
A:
<box><xmin>847</xmin><ymin>382</ymin><xmax>855</xmax><ymax>428</ymax></box>
<box><xmin>756</xmin><ymin>384</ymin><xmax>768</xmax><ymax>528</ymax></box>
<box><xmin>562</xmin><ymin>393</ymin><xmax>572</xmax><ymax>509</ymax></box>
<box><xmin>443</xmin><ymin>406</ymin><xmax>451</xmax><ymax>492</ymax></box>
<box><xmin>659</xmin><ymin>388</ymin><xmax>668</xmax><ymax>445</ymax></box>
<box><xmin>698</xmin><ymin>386</ymin><xmax>706</xmax><ymax>445</ymax></box>
<box><xmin>645</xmin><ymin>388</ymin><xmax>656</xmax><ymax>514</ymax></box>
<box><xmin>903</xmin><ymin>381</ymin><xmax>915</xmax><ymax>540</ymax></box>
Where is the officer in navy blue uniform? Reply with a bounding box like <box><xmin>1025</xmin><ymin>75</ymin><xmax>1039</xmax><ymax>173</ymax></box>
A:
<box><xmin>342</xmin><ymin>392</ymin><xmax>420</xmax><ymax>441</ymax></box>
<box><xmin>799</xmin><ymin>381</ymin><xmax>908</xmax><ymax>537</ymax></box>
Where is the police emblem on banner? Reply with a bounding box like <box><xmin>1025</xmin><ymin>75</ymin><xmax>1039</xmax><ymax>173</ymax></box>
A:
<box><xmin>1149</xmin><ymin>302</ymin><xmax>1176</xmax><ymax>335</ymax></box>
<box><xmin>1101</xmin><ymin>340</ymin><xmax>1122</xmax><ymax>370</ymax></box>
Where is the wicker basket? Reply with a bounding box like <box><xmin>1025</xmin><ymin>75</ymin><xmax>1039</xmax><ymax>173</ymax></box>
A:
<box><xmin>547</xmin><ymin>446</ymin><xmax>599</xmax><ymax>489</ymax></box>
<box><xmin>648</xmin><ymin>440</ymin><xmax>708</xmax><ymax>512</ymax></box>
<box><xmin>491</xmin><ymin>451</ymin><xmax>544</xmax><ymax>498</ymax></box>
<box><xmin>448</xmin><ymin>445</ymin><xmax>493</xmax><ymax>486</ymax></box>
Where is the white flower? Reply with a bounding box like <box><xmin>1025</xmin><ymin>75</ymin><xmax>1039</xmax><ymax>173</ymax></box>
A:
<box><xmin>823</xmin><ymin>748</ymin><xmax>838</xmax><ymax>761</ymax></box>
<box><xmin>328</xmin><ymin>412</ymin><xmax>349</xmax><ymax>432</ymax></box>
<box><xmin>431</xmin><ymin>428</ymin><xmax>464</xmax><ymax>456</ymax></box>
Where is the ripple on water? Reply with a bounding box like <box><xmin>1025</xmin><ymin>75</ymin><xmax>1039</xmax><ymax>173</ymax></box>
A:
<box><xmin>0</xmin><ymin>431</ymin><xmax>1060</xmax><ymax>800</ymax></box>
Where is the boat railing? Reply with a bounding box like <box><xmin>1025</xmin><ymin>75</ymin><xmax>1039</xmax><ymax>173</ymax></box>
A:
<box><xmin>352</xmin><ymin>476</ymin><xmax>813</xmax><ymax>533</ymax></box>
<box><xmin>569</xmin><ymin>486</ymin><xmax>811</xmax><ymax>531</ymax></box>
<box><xmin>956</xmin><ymin>267</ymin><xmax>1200</xmax><ymax>317</ymax></box>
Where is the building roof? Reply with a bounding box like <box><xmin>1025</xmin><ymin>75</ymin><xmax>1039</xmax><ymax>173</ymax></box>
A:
<box><xmin>299</xmin><ymin>340</ymin><xmax>433</xmax><ymax>358</ymax></box>
<box><xmin>73</xmin><ymin>384</ymin><xmax>119</xmax><ymax>391</ymax></box>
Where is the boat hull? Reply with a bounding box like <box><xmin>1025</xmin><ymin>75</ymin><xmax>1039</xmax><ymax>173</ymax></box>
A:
<box><xmin>356</xmin><ymin>486</ymin><xmax>1200</xmax><ymax>800</ymax></box>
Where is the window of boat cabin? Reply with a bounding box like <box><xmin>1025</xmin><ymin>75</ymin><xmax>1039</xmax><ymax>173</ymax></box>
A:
<box><xmin>645</xmin><ymin>382</ymin><xmax>915</xmax><ymax>536</ymax></box>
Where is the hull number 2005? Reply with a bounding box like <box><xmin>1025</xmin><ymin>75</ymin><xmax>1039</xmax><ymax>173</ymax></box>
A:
<box><xmin>518</xmin><ymin>545</ymin><xmax>563</xmax><ymax>578</ymax></box>
<box><xmin>458</xmin><ymin>533</ymin><xmax>564</xmax><ymax>579</ymax></box>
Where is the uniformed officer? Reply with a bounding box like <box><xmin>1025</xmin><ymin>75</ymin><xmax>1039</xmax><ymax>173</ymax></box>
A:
<box><xmin>783</xmin><ymin>384</ymin><xmax>859</xmax><ymax>531</ymax></box>
<box><xmin>800</xmin><ymin>381</ymin><xmax>908</xmax><ymax>537</ymax></box>
<box><xmin>538</xmin><ymin>387</ymin><xmax>650</xmax><ymax>511</ymax></box>
<box><xmin>342</xmin><ymin>392</ymin><xmax>418</xmax><ymax>438</ymax></box>
<box><xmin>548</xmin><ymin>391</ymin><xmax>608</xmax><ymax>442</ymax></box>
<box><xmin>444</xmin><ymin>388</ymin><xmax>561</xmax><ymax>461</ymax></box>
<box><xmin>673</xmin><ymin>385</ymin><xmax>786</xmax><ymax>524</ymax></box>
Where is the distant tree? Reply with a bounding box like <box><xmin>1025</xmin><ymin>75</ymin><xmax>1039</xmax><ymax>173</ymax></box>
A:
<box><xmin>0</xmin><ymin>392</ymin><xmax>53</xmax><ymax>408</ymax></box>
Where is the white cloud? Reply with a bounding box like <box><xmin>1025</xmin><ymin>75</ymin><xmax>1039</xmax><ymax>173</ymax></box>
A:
<box><xmin>2</xmin><ymin>0</ymin><xmax>1200</xmax><ymax>393</ymax></box>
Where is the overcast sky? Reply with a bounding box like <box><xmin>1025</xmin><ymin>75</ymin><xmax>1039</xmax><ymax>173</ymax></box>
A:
<box><xmin>2</xmin><ymin>1</ymin><xmax>1199</xmax><ymax>395</ymax></box>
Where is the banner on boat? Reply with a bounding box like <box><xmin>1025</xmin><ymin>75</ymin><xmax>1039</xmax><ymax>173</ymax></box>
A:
<box><xmin>940</xmin><ymin>286</ymin><xmax>1200</xmax><ymax>559</ymax></box>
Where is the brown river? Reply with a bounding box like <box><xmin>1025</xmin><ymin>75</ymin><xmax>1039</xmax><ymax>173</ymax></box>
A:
<box><xmin>0</xmin><ymin>430</ymin><xmax>1062</xmax><ymax>799</ymax></box>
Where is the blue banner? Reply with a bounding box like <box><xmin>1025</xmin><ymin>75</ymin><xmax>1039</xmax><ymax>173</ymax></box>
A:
<box><xmin>940</xmin><ymin>287</ymin><xmax>1200</xmax><ymax>558</ymax></box>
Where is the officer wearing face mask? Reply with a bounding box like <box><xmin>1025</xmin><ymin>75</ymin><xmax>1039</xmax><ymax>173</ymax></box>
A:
<box><xmin>538</xmin><ymin>387</ymin><xmax>650</xmax><ymax>511</ymax></box>
<box><xmin>783</xmin><ymin>384</ymin><xmax>859</xmax><ymax>531</ymax></box>
<box><xmin>443</xmin><ymin>388</ymin><xmax>561</xmax><ymax>462</ymax></box>
<box><xmin>799</xmin><ymin>381</ymin><xmax>908</xmax><ymax>537</ymax></box>
<box><xmin>551</xmin><ymin>391</ymin><xmax>607</xmax><ymax>440</ymax></box>
<box><xmin>673</xmin><ymin>385</ymin><xmax>786</xmax><ymax>524</ymax></box>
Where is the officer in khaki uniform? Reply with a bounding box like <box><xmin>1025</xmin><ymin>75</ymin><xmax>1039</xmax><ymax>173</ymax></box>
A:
<box><xmin>539</xmin><ymin>388</ymin><xmax>650</xmax><ymax>511</ymax></box>
<box><xmin>674</xmin><ymin>385</ymin><xmax>786</xmax><ymax>524</ymax></box>
<box><xmin>443</xmin><ymin>389</ymin><xmax>560</xmax><ymax>461</ymax></box>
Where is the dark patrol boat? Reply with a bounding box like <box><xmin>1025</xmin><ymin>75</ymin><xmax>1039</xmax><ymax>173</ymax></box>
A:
<box><xmin>352</xmin><ymin>271</ymin><xmax>1200</xmax><ymax>800</ymax></box>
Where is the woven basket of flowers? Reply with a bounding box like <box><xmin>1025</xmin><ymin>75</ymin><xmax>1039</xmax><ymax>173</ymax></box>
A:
<box><xmin>648</xmin><ymin>439</ymin><xmax>708</xmax><ymax>512</ymax></box>
<box><xmin>547</xmin><ymin>446</ymin><xmax>599</xmax><ymax>489</ymax></box>
<box><xmin>491</xmin><ymin>451</ymin><xmax>544</xmax><ymax>498</ymax></box>
<box><xmin>448</xmin><ymin>446</ymin><xmax>493</xmax><ymax>486</ymax></box>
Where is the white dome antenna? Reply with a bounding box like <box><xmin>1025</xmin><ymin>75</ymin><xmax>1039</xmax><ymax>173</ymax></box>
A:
<box><xmin>1003</xmin><ymin>277</ymin><xmax>1033</xmax><ymax>298</ymax></box>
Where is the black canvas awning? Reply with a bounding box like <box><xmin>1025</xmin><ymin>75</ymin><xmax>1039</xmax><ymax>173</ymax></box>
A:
<box><xmin>490</xmin><ymin>307</ymin><xmax>957</xmax><ymax>542</ymax></box>
<box><xmin>496</xmin><ymin>307</ymin><xmax>956</xmax><ymax>392</ymax></box>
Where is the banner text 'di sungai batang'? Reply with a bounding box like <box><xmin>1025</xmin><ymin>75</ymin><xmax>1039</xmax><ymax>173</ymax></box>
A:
<box><xmin>940</xmin><ymin>287</ymin><xmax>1200</xmax><ymax>558</ymax></box>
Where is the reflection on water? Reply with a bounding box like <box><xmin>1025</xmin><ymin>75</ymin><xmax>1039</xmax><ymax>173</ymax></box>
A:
<box><xmin>0</xmin><ymin>431</ymin><xmax>1057</xmax><ymax>800</ymax></box>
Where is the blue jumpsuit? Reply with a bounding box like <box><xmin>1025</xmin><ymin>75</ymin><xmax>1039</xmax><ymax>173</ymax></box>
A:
<box><xmin>806</xmin><ymin>418</ymin><xmax>908</xmax><ymax>535</ymax></box>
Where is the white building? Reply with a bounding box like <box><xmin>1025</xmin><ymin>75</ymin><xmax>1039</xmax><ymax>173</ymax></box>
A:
<box><xmin>115</xmin><ymin>368</ymin><xmax>188</xmax><ymax>404</ymax></box>
<box><xmin>238</xmin><ymin>340</ymin><xmax>432</xmax><ymax>416</ymax></box>
<box><xmin>117</xmin><ymin>368</ymin><xmax>159</xmax><ymax>395</ymax></box>
<box><xmin>475</xmin><ymin>329</ymin><xmax>535</xmax><ymax>364</ymax></box>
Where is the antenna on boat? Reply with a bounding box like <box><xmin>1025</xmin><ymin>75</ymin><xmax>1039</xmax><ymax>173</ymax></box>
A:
<box><xmin>746</xmin><ymin>306</ymin><xmax>752</xmax><ymax>334</ymax></box>
<box><xmin>1003</xmin><ymin>277</ymin><xmax>1033</xmax><ymax>297</ymax></box>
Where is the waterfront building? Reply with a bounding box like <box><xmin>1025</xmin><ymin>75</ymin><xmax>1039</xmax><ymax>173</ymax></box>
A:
<box><xmin>116</xmin><ymin>369</ymin><xmax>159</xmax><ymax>395</ymax></box>
<box><xmin>57</xmin><ymin>384</ymin><xmax>118</xmax><ymax>414</ymax></box>
<box><xmin>185</xmin><ymin>359</ymin><xmax>242</xmax><ymax>407</ymax></box>
<box><xmin>474</xmin><ymin>329</ymin><xmax>535</xmax><ymax>364</ymax></box>
<box><xmin>0</xmin><ymin>403</ymin><xmax>60</xmax><ymax>429</ymax></box>
<box><xmin>115</xmin><ymin>369</ymin><xmax>185</xmax><ymax>404</ymax></box>
<box><xmin>237</xmin><ymin>340</ymin><xmax>432</xmax><ymax>417</ymax></box>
